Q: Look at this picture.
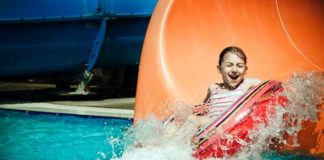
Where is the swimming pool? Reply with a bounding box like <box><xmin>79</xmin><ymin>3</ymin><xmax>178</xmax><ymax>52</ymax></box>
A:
<box><xmin>0</xmin><ymin>109</ymin><xmax>132</xmax><ymax>160</ymax></box>
<box><xmin>0</xmin><ymin>109</ymin><xmax>321</xmax><ymax>160</ymax></box>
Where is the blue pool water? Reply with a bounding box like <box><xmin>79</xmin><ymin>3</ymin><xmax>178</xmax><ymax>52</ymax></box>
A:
<box><xmin>0</xmin><ymin>109</ymin><xmax>132</xmax><ymax>160</ymax></box>
<box><xmin>0</xmin><ymin>109</ymin><xmax>321</xmax><ymax>160</ymax></box>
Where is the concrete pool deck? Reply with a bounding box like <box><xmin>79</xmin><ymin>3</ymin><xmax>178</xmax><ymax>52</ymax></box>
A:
<box><xmin>0</xmin><ymin>82</ymin><xmax>135</xmax><ymax>118</ymax></box>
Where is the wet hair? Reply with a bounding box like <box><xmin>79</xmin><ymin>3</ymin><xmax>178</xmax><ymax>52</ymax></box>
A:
<box><xmin>218</xmin><ymin>46</ymin><xmax>247</xmax><ymax>66</ymax></box>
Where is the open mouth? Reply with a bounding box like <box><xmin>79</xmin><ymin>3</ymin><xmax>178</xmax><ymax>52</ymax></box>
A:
<box><xmin>228</xmin><ymin>73</ymin><xmax>240</xmax><ymax>80</ymax></box>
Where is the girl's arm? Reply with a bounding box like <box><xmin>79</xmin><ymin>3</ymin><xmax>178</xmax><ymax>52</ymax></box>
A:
<box><xmin>192</xmin><ymin>84</ymin><xmax>214</xmax><ymax>115</ymax></box>
<box><xmin>203</xmin><ymin>83</ymin><xmax>217</xmax><ymax>103</ymax></box>
<box><xmin>203</xmin><ymin>88</ymin><xmax>211</xmax><ymax>103</ymax></box>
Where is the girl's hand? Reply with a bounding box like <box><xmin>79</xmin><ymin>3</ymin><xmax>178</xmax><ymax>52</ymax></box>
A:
<box><xmin>192</xmin><ymin>103</ymin><xmax>209</xmax><ymax>116</ymax></box>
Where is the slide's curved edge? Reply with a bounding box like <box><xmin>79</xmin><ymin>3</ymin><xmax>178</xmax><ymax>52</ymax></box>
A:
<box><xmin>135</xmin><ymin>0</ymin><xmax>324</xmax><ymax>155</ymax></box>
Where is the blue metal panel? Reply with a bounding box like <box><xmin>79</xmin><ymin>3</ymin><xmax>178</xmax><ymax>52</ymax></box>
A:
<box><xmin>0</xmin><ymin>0</ymin><xmax>157</xmax><ymax>79</ymax></box>
<box><xmin>0</xmin><ymin>21</ymin><xmax>100</xmax><ymax>78</ymax></box>
<box><xmin>102</xmin><ymin>0</ymin><xmax>157</xmax><ymax>16</ymax></box>
<box><xmin>0</xmin><ymin>0</ymin><xmax>99</xmax><ymax>21</ymax></box>
<box><xmin>0</xmin><ymin>0</ymin><xmax>157</xmax><ymax>22</ymax></box>
<box><xmin>95</xmin><ymin>17</ymin><xmax>150</xmax><ymax>67</ymax></box>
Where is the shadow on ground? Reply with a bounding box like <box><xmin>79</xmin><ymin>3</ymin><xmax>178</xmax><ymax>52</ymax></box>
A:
<box><xmin>0</xmin><ymin>83</ymin><xmax>135</xmax><ymax>103</ymax></box>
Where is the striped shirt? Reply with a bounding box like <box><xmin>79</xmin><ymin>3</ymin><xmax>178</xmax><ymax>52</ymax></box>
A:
<box><xmin>206</xmin><ymin>83</ymin><xmax>245</xmax><ymax>119</ymax></box>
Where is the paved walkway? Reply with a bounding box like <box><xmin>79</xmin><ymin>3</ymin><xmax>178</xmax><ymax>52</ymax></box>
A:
<box><xmin>0</xmin><ymin>82</ymin><xmax>135</xmax><ymax>118</ymax></box>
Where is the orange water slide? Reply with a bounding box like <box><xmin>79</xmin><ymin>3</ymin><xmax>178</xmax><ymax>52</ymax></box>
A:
<box><xmin>134</xmin><ymin>0</ymin><xmax>324</xmax><ymax>155</ymax></box>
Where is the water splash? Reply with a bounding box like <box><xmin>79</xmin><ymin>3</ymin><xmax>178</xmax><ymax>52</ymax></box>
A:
<box><xmin>116</xmin><ymin>72</ymin><xmax>323</xmax><ymax>160</ymax></box>
<box><xmin>234</xmin><ymin>72</ymin><xmax>323</xmax><ymax>159</ymax></box>
<box><xmin>115</xmin><ymin>105</ymin><xmax>196</xmax><ymax>160</ymax></box>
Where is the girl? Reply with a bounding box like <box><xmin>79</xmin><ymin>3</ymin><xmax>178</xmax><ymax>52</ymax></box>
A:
<box><xmin>194</xmin><ymin>46</ymin><xmax>261</xmax><ymax>118</ymax></box>
<box><xmin>164</xmin><ymin>46</ymin><xmax>262</xmax><ymax>140</ymax></box>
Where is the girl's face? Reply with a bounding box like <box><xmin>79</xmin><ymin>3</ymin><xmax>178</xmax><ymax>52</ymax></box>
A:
<box><xmin>218</xmin><ymin>52</ymin><xmax>247</xmax><ymax>89</ymax></box>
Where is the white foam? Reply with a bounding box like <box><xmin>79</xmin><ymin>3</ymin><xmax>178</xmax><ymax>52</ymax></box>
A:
<box><xmin>116</xmin><ymin>72</ymin><xmax>323</xmax><ymax>160</ymax></box>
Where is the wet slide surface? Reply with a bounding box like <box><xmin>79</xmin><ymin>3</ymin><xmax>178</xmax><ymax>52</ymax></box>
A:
<box><xmin>135</xmin><ymin>0</ymin><xmax>324</xmax><ymax>155</ymax></box>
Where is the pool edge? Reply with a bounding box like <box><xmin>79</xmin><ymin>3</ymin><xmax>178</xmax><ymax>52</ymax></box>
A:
<box><xmin>0</xmin><ymin>101</ymin><xmax>134</xmax><ymax>119</ymax></box>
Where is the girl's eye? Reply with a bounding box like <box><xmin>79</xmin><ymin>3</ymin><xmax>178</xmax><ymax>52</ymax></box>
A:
<box><xmin>225</xmin><ymin>63</ymin><xmax>233</xmax><ymax>67</ymax></box>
